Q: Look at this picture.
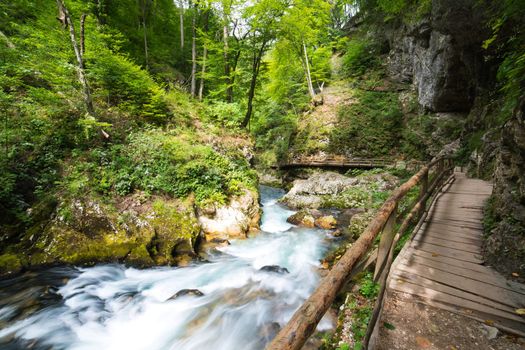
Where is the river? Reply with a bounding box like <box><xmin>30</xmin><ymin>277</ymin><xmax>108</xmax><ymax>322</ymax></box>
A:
<box><xmin>0</xmin><ymin>186</ymin><xmax>336</xmax><ymax>350</ymax></box>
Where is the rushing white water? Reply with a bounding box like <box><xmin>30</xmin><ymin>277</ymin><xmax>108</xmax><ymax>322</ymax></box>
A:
<box><xmin>0</xmin><ymin>186</ymin><xmax>335</xmax><ymax>350</ymax></box>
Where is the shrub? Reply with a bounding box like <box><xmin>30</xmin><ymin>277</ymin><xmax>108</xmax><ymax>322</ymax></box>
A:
<box><xmin>342</xmin><ymin>39</ymin><xmax>378</xmax><ymax>77</ymax></box>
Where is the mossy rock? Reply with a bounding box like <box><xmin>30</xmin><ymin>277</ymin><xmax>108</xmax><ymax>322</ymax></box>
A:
<box><xmin>0</xmin><ymin>253</ymin><xmax>23</xmax><ymax>276</ymax></box>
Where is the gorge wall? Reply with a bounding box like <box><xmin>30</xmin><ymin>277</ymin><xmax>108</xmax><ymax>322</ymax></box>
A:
<box><xmin>381</xmin><ymin>0</ymin><xmax>524</xmax><ymax>276</ymax></box>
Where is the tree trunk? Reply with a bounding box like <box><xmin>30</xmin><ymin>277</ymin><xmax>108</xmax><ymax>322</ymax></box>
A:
<box><xmin>303</xmin><ymin>41</ymin><xmax>316</xmax><ymax>99</ymax></box>
<box><xmin>198</xmin><ymin>11</ymin><xmax>209</xmax><ymax>101</ymax></box>
<box><xmin>223</xmin><ymin>22</ymin><xmax>232</xmax><ymax>103</ymax></box>
<box><xmin>80</xmin><ymin>13</ymin><xmax>87</xmax><ymax>57</ymax></box>
<box><xmin>198</xmin><ymin>46</ymin><xmax>207</xmax><ymax>100</ymax></box>
<box><xmin>56</xmin><ymin>0</ymin><xmax>95</xmax><ymax>117</ymax></box>
<box><xmin>93</xmin><ymin>0</ymin><xmax>106</xmax><ymax>24</ymax></box>
<box><xmin>139</xmin><ymin>1</ymin><xmax>149</xmax><ymax>70</ymax></box>
<box><xmin>242</xmin><ymin>40</ymin><xmax>267</xmax><ymax>128</ymax></box>
<box><xmin>142</xmin><ymin>20</ymin><xmax>149</xmax><ymax>69</ymax></box>
<box><xmin>190</xmin><ymin>1</ymin><xmax>197</xmax><ymax>98</ymax></box>
<box><xmin>179</xmin><ymin>0</ymin><xmax>184</xmax><ymax>49</ymax></box>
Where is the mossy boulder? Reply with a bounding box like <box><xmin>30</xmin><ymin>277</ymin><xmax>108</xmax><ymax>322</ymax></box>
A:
<box><xmin>0</xmin><ymin>253</ymin><xmax>23</xmax><ymax>276</ymax></box>
<box><xmin>0</xmin><ymin>185</ymin><xmax>262</xmax><ymax>275</ymax></box>
<box><xmin>1</xmin><ymin>194</ymin><xmax>202</xmax><ymax>273</ymax></box>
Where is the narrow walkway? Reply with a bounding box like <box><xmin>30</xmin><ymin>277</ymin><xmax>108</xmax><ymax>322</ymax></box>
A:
<box><xmin>375</xmin><ymin>173</ymin><xmax>525</xmax><ymax>348</ymax></box>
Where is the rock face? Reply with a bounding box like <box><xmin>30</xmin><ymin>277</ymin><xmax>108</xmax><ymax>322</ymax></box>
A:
<box><xmin>198</xmin><ymin>189</ymin><xmax>260</xmax><ymax>241</ymax></box>
<box><xmin>484</xmin><ymin>97</ymin><xmax>525</xmax><ymax>277</ymax></box>
<box><xmin>387</xmin><ymin>0</ymin><xmax>486</xmax><ymax>112</ymax></box>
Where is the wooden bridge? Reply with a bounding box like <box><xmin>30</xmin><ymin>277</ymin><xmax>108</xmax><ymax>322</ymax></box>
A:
<box><xmin>267</xmin><ymin>158</ymin><xmax>525</xmax><ymax>350</ymax></box>
<box><xmin>277</xmin><ymin>155</ymin><xmax>395</xmax><ymax>170</ymax></box>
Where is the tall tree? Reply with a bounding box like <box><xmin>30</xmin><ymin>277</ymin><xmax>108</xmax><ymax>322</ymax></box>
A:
<box><xmin>278</xmin><ymin>0</ymin><xmax>331</xmax><ymax>100</ymax></box>
<box><xmin>198</xmin><ymin>9</ymin><xmax>210</xmax><ymax>101</ymax></box>
<box><xmin>138</xmin><ymin>0</ymin><xmax>151</xmax><ymax>69</ymax></box>
<box><xmin>241</xmin><ymin>0</ymin><xmax>286</xmax><ymax>127</ymax></box>
<box><xmin>190</xmin><ymin>1</ymin><xmax>198</xmax><ymax>97</ymax></box>
<box><xmin>179</xmin><ymin>0</ymin><xmax>185</xmax><ymax>49</ymax></box>
<box><xmin>56</xmin><ymin>0</ymin><xmax>95</xmax><ymax>117</ymax></box>
<box><xmin>222</xmin><ymin>0</ymin><xmax>233</xmax><ymax>102</ymax></box>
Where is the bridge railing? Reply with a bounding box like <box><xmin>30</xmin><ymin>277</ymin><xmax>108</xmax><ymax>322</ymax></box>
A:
<box><xmin>266</xmin><ymin>157</ymin><xmax>455</xmax><ymax>350</ymax></box>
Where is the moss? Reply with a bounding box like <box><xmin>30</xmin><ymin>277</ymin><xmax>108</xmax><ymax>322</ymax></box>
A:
<box><xmin>126</xmin><ymin>244</ymin><xmax>154</xmax><ymax>267</ymax></box>
<box><xmin>151</xmin><ymin>198</ymin><xmax>200</xmax><ymax>264</ymax></box>
<box><xmin>0</xmin><ymin>253</ymin><xmax>23</xmax><ymax>275</ymax></box>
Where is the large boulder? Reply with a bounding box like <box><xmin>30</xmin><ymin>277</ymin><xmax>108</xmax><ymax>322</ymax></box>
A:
<box><xmin>198</xmin><ymin>189</ymin><xmax>261</xmax><ymax>241</ymax></box>
<box><xmin>281</xmin><ymin>172</ymin><xmax>397</xmax><ymax>209</ymax></box>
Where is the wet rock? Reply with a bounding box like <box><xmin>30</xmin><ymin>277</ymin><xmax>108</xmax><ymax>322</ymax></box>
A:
<box><xmin>315</xmin><ymin>215</ymin><xmax>337</xmax><ymax>229</ymax></box>
<box><xmin>281</xmin><ymin>172</ymin><xmax>359</xmax><ymax>209</ymax></box>
<box><xmin>198</xmin><ymin>189</ymin><xmax>261</xmax><ymax>241</ymax></box>
<box><xmin>287</xmin><ymin>211</ymin><xmax>316</xmax><ymax>228</ymax></box>
<box><xmin>259</xmin><ymin>265</ymin><xmax>290</xmax><ymax>274</ymax></box>
<box><xmin>332</xmin><ymin>229</ymin><xmax>343</xmax><ymax>237</ymax></box>
<box><xmin>281</xmin><ymin>172</ymin><xmax>398</xmax><ymax>210</ymax></box>
<box><xmin>168</xmin><ymin>289</ymin><xmax>205</xmax><ymax>300</ymax></box>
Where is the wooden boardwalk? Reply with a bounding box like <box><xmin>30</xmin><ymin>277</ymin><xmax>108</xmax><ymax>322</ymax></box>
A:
<box><xmin>277</xmin><ymin>155</ymin><xmax>394</xmax><ymax>169</ymax></box>
<box><xmin>388</xmin><ymin>172</ymin><xmax>525</xmax><ymax>336</ymax></box>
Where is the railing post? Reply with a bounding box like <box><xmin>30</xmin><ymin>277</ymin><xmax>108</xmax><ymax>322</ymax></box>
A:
<box><xmin>417</xmin><ymin>170</ymin><xmax>428</xmax><ymax>221</ymax></box>
<box><xmin>374</xmin><ymin>204</ymin><xmax>397</xmax><ymax>282</ymax></box>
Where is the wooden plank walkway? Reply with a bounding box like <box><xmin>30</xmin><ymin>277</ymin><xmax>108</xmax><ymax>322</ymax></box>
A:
<box><xmin>388</xmin><ymin>172</ymin><xmax>525</xmax><ymax>337</ymax></box>
<box><xmin>277</xmin><ymin>155</ymin><xmax>395</xmax><ymax>169</ymax></box>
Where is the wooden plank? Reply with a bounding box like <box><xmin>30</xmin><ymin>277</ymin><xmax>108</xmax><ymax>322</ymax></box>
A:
<box><xmin>407</xmin><ymin>248</ymin><xmax>489</xmax><ymax>274</ymax></box>
<box><xmin>421</xmin><ymin>223</ymin><xmax>483</xmax><ymax>236</ymax></box>
<box><xmin>413</xmin><ymin>236</ymin><xmax>481</xmax><ymax>254</ymax></box>
<box><xmin>424</xmin><ymin>221</ymin><xmax>484</xmax><ymax>233</ymax></box>
<box><xmin>396</xmin><ymin>262</ymin><xmax>525</xmax><ymax>308</ymax></box>
<box><xmin>410</xmin><ymin>241</ymin><xmax>484</xmax><ymax>264</ymax></box>
<box><xmin>428</xmin><ymin>218</ymin><xmax>483</xmax><ymax>229</ymax></box>
<box><xmin>400</xmin><ymin>255</ymin><xmax>525</xmax><ymax>295</ymax></box>
<box><xmin>389</xmin><ymin>281</ymin><xmax>525</xmax><ymax>336</ymax></box>
<box><xmin>391</xmin><ymin>271</ymin><xmax>520</xmax><ymax>315</ymax></box>
<box><xmin>423</xmin><ymin>231</ymin><xmax>482</xmax><ymax>245</ymax></box>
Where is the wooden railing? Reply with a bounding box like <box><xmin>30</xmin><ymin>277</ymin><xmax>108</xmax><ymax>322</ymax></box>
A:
<box><xmin>266</xmin><ymin>157</ymin><xmax>455</xmax><ymax>350</ymax></box>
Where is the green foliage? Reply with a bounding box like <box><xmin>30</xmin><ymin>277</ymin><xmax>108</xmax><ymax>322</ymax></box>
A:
<box><xmin>89</xmin><ymin>51</ymin><xmax>170</xmax><ymax>119</ymax></box>
<box><xmin>359</xmin><ymin>272</ymin><xmax>380</xmax><ymax>298</ymax></box>
<box><xmin>60</xmin><ymin>129</ymin><xmax>257</xmax><ymax>206</ymax></box>
<box><xmin>0</xmin><ymin>253</ymin><xmax>23</xmax><ymax>274</ymax></box>
<box><xmin>342</xmin><ymin>38</ymin><xmax>378</xmax><ymax>77</ymax></box>
<box><xmin>205</xmin><ymin>101</ymin><xmax>244</xmax><ymax>128</ymax></box>
<box><xmin>329</xmin><ymin>90</ymin><xmax>403</xmax><ymax>157</ymax></box>
<box><xmin>482</xmin><ymin>0</ymin><xmax>525</xmax><ymax>115</ymax></box>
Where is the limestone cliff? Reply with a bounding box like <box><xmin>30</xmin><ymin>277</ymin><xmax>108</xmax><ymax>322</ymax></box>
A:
<box><xmin>386</xmin><ymin>0</ymin><xmax>486</xmax><ymax>112</ymax></box>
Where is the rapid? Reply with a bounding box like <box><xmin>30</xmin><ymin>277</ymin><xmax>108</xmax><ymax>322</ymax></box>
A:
<box><xmin>0</xmin><ymin>186</ymin><xmax>335</xmax><ymax>350</ymax></box>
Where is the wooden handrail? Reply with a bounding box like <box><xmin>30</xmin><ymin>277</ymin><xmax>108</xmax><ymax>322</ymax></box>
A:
<box><xmin>266</xmin><ymin>157</ymin><xmax>454</xmax><ymax>350</ymax></box>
